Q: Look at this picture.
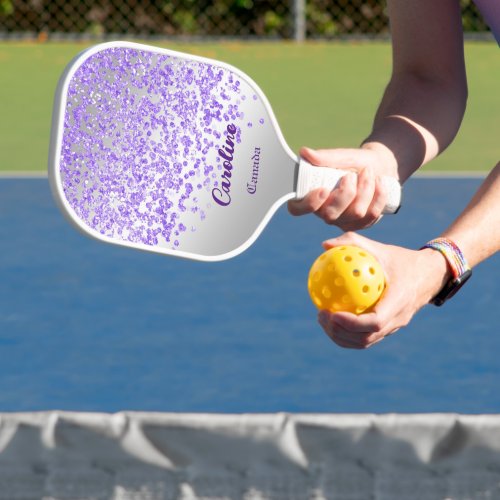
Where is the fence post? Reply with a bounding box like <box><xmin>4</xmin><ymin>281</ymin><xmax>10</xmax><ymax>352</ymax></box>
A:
<box><xmin>293</xmin><ymin>0</ymin><xmax>306</xmax><ymax>42</ymax></box>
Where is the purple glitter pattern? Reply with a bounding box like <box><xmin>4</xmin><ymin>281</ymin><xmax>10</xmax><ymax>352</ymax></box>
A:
<box><xmin>60</xmin><ymin>47</ymin><xmax>253</xmax><ymax>249</ymax></box>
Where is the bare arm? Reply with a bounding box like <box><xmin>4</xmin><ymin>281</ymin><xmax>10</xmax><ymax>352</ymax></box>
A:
<box><xmin>289</xmin><ymin>0</ymin><xmax>468</xmax><ymax>224</ymax></box>
<box><xmin>318</xmin><ymin>162</ymin><xmax>500</xmax><ymax>349</ymax></box>
<box><xmin>442</xmin><ymin>162</ymin><xmax>500</xmax><ymax>267</ymax></box>
<box><xmin>305</xmin><ymin>0</ymin><xmax>499</xmax><ymax>348</ymax></box>
<box><xmin>363</xmin><ymin>0</ymin><xmax>468</xmax><ymax>181</ymax></box>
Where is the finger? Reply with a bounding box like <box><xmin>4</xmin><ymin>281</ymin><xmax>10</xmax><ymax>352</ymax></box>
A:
<box><xmin>363</xmin><ymin>176</ymin><xmax>387</xmax><ymax>223</ymax></box>
<box><xmin>330</xmin><ymin>311</ymin><xmax>385</xmax><ymax>335</ymax></box>
<box><xmin>346</xmin><ymin>167</ymin><xmax>376</xmax><ymax>220</ymax></box>
<box><xmin>322</xmin><ymin>231</ymin><xmax>369</xmax><ymax>250</ymax></box>
<box><xmin>330</xmin><ymin>168</ymin><xmax>378</xmax><ymax>231</ymax></box>
<box><xmin>331</xmin><ymin>317</ymin><xmax>392</xmax><ymax>349</ymax></box>
<box><xmin>316</xmin><ymin>172</ymin><xmax>357</xmax><ymax>223</ymax></box>
<box><xmin>330</xmin><ymin>336</ymin><xmax>365</xmax><ymax>349</ymax></box>
<box><xmin>293</xmin><ymin>148</ymin><xmax>368</xmax><ymax>223</ymax></box>
<box><xmin>321</xmin><ymin>323</ymin><xmax>366</xmax><ymax>349</ymax></box>
<box><xmin>332</xmin><ymin>300</ymin><xmax>402</xmax><ymax>340</ymax></box>
<box><xmin>319</xmin><ymin>311</ymin><xmax>375</xmax><ymax>349</ymax></box>
<box><xmin>325</xmin><ymin>324</ymin><xmax>383</xmax><ymax>349</ymax></box>
<box><xmin>299</xmin><ymin>147</ymin><xmax>325</xmax><ymax>167</ymax></box>
<box><xmin>288</xmin><ymin>188</ymin><xmax>330</xmax><ymax>216</ymax></box>
<box><xmin>319</xmin><ymin>309</ymin><xmax>396</xmax><ymax>349</ymax></box>
<box><xmin>347</xmin><ymin>176</ymin><xmax>387</xmax><ymax>230</ymax></box>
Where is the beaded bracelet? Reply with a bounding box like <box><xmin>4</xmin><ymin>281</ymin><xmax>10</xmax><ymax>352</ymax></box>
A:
<box><xmin>420</xmin><ymin>237</ymin><xmax>472</xmax><ymax>306</ymax></box>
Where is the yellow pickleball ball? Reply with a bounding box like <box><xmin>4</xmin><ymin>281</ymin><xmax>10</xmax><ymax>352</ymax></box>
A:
<box><xmin>308</xmin><ymin>245</ymin><xmax>385</xmax><ymax>314</ymax></box>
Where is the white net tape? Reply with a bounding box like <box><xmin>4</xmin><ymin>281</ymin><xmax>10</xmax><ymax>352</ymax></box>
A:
<box><xmin>0</xmin><ymin>412</ymin><xmax>500</xmax><ymax>499</ymax></box>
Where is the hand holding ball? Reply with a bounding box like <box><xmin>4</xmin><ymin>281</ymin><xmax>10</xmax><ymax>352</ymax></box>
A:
<box><xmin>308</xmin><ymin>245</ymin><xmax>385</xmax><ymax>314</ymax></box>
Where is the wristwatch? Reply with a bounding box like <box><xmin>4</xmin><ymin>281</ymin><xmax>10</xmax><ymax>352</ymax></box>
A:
<box><xmin>421</xmin><ymin>238</ymin><xmax>472</xmax><ymax>306</ymax></box>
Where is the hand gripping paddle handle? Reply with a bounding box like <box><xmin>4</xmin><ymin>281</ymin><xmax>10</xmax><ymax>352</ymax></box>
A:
<box><xmin>295</xmin><ymin>159</ymin><xmax>401</xmax><ymax>214</ymax></box>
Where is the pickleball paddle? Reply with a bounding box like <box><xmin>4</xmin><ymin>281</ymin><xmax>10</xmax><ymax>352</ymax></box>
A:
<box><xmin>48</xmin><ymin>41</ymin><xmax>401</xmax><ymax>261</ymax></box>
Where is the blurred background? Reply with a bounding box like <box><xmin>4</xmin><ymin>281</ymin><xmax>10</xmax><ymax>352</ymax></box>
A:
<box><xmin>0</xmin><ymin>0</ymin><xmax>492</xmax><ymax>41</ymax></box>
<box><xmin>0</xmin><ymin>1</ymin><xmax>497</xmax><ymax>177</ymax></box>
<box><xmin>0</xmin><ymin>0</ymin><xmax>498</xmax><ymax>414</ymax></box>
<box><xmin>0</xmin><ymin>4</ymin><xmax>499</xmax><ymax>498</ymax></box>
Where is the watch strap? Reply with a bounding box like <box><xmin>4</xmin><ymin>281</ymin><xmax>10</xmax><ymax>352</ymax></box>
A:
<box><xmin>421</xmin><ymin>238</ymin><xmax>472</xmax><ymax>306</ymax></box>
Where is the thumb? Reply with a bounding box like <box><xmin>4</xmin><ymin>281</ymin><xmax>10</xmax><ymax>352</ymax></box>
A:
<box><xmin>300</xmin><ymin>147</ymin><xmax>367</xmax><ymax>171</ymax></box>
<box><xmin>322</xmin><ymin>231</ymin><xmax>371</xmax><ymax>250</ymax></box>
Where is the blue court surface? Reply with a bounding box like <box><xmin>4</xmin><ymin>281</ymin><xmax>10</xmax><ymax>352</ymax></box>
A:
<box><xmin>0</xmin><ymin>176</ymin><xmax>498</xmax><ymax>413</ymax></box>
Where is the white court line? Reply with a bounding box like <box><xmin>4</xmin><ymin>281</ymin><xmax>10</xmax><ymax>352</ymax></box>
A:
<box><xmin>0</xmin><ymin>170</ymin><xmax>489</xmax><ymax>179</ymax></box>
<box><xmin>0</xmin><ymin>171</ymin><xmax>48</xmax><ymax>178</ymax></box>
<box><xmin>414</xmin><ymin>170</ymin><xmax>487</xmax><ymax>178</ymax></box>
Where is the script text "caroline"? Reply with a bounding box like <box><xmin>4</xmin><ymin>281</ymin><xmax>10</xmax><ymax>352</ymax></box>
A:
<box><xmin>212</xmin><ymin>124</ymin><xmax>237</xmax><ymax>207</ymax></box>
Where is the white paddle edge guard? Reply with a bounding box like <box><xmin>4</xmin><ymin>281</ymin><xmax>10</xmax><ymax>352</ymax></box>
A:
<box><xmin>48</xmin><ymin>41</ymin><xmax>296</xmax><ymax>263</ymax></box>
<box><xmin>296</xmin><ymin>159</ymin><xmax>402</xmax><ymax>214</ymax></box>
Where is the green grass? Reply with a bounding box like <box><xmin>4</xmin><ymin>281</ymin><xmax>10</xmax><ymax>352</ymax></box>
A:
<box><xmin>0</xmin><ymin>40</ymin><xmax>497</xmax><ymax>172</ymax></box>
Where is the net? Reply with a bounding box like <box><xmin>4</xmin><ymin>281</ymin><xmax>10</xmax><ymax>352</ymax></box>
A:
<box><xmin>1</xmin><ymin>412</ymin><xmax>500</xmax><ymax>499</ymax></box>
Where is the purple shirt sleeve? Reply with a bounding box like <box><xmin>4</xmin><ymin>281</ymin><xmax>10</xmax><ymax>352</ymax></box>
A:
<box><xmin>473</xmin><ymin>0</ymin><xmax>500</xmax><ymax>45</ymax></box>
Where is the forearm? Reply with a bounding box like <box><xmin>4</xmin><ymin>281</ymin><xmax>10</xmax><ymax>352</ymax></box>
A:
<box><xmin>413</xmin><ymin>163</ymin><xmax>500</xmax><ymax>307</ymax></box>
<box><xmin>361</xmin><ymin>0</ymin><xmax>467</xmax><ymax>183</ymax></box>
<box><xmin>441</xmin><ymin>162</ymin><xmax>500</xmax><ymax>267</ymax></box>
<box><xmin>363</xmin><ymin>73</ymin><xmax>467</xmax><ymax>182</ymax></box>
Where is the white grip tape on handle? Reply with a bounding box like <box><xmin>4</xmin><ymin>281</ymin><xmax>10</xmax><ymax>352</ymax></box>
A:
<box><xmin>295</xmin><ymin>160</ymin><xmax>401</xmax><ymax>214</ymax></box>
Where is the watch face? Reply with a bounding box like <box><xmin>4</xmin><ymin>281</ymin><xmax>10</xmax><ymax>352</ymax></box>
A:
<box><xmin>432</xmin><ymin>269</ymin><xmax>472</xmax><ymax>306</ymax></box>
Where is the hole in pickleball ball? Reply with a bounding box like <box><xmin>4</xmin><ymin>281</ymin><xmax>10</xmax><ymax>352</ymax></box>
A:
<box><xmin>342</xmin><ymin>295</ymin><xmax>351</xmax><ymax>304</ymax></box>
<box><xmin>359</xmin><ymin>251</ymin><xmax>367</xmax><ymax>257</ymax></box>
<box><xmin>352</xmin><ymin>269</ymin><xmax>360</xmax><ymax>277</ymax></box>
<box><xmin>369</xmin><ymin>267</ymin><xmax>376</xmax><ymax>275</ymax></box>
<box><xmin>378</xmin><ymin>284</ymin><xmax>382</xmax><ymax>291</ymax></box>
<box><xmin>362</xmin><ymin>285</ymin><xmax>369</xmax><ymax>293</ymax></box>
<box><xmin>322</xmin><ymin>286</ymin><xmax>332</xmax><ymax>299</ymax></box>
<box><xmin>313</xmin><ymin>271</ymin><xmax>321</xmax><ymax>282</ymax></box>
<box><xmin>334</xmin><ymin>277</ymin><xmax>344</xmax><ymax>287</ymax></box>
<box><xmin>356</xmin><ymin>306</ymin><xmax>366</xmax><ymax>314</ymax></box>
<box><xmin>344</xmin><ymin>256</ymin><xmax>352</xmax><ymax>262</ymax></box>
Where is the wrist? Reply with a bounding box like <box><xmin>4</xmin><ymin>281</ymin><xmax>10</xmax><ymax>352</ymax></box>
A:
<box><xmin>420</xmin><ymin>238</ymin><xmax>472</xmax><ymax>306</ymax></box>
<box><xmin>360</xmin><ymin>141</ymin><xmax>399</xmax><ymax>179</ymax></box>
<box><xmin>418</xmin><ymin>248</ymin><xmax>452</xmax><ymax>302</ymax></box>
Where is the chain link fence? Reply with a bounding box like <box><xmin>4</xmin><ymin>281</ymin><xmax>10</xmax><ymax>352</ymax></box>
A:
<box><xmin>0</xmin><ymin>0</ymin><xmax>491</xmax><ymax>40</ymax></box>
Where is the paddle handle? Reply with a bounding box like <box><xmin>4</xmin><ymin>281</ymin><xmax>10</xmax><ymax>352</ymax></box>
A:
<box><xmin>295</xmin><ymin>160</ymin><xmax>401</xmax><ymax>214</ymax></box>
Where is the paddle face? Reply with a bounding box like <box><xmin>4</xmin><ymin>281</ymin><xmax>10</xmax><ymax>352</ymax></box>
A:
<box><xmin>49</xmin><ymin>42</ymin><xmax>297</xmax><ymax>261</ymax></box>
